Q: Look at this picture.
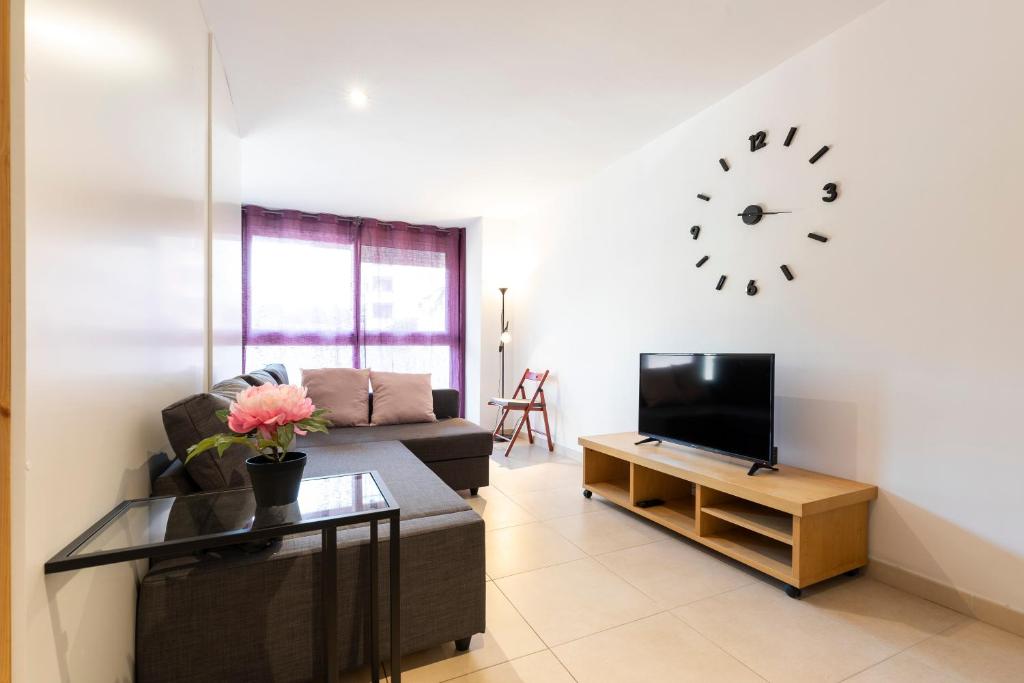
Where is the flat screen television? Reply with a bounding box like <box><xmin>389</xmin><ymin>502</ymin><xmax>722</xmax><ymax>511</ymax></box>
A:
<box><xmin>638</xmin><ymin>353</ymin><xmax>775</xmax><ymax>469</ymax></box>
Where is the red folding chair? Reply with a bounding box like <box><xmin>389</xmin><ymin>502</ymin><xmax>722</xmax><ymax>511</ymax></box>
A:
<box><xmin>488</xmin><ymin>369</ymin><xmax>554</xmax><ymax>457</ymax></box>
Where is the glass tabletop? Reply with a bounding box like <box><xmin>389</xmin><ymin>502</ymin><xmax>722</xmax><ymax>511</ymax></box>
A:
<box><xmin>68</xmin><ymin>472</ymin><xmax>391</xmax><ymax>560</ymax></box>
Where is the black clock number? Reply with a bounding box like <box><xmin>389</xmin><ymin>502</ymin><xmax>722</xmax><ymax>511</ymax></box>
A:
<box><xmin>693</xmin><ymin>129</ymin><xmax>839</xmax><ymax>298</ymax></box>
<box><xmin>748</xmin><ymin>131</ymin><xmax>767</xmax><ymax>152</ymax></box>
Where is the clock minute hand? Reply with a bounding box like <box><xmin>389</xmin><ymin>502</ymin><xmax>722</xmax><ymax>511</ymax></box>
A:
<box><xmin>736</xmin><ymin>210</ymin><xmax>792</xmax><ymax>216</ymax></box>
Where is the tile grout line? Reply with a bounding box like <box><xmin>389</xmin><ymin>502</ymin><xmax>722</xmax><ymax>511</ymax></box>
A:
<box><xmin>591</xmin><ymin>548</ymin><xmax>758</xmax><ymax>612</ymax></box>
<box><xmin>489</xmin><ymin>575</ymin><xmax>549</xmax><ymax>647</ymax></box>
<box><xmin>545</xmin><ymin>606</ymin><xmax>677</xmax><ymax>650</ymax></box>
<box><xmin>548</xmin><ymin>647</ymin><xmax>581</xmax><ymax>683</ymax></box>
<box><xmin>428</xmin><ymin>448</ymin><xmax>574</xmax><ymax>682</ymax></box>
<box><xmin>833</xmin><ymin>620</ymin><xmax>974</xmax><ymax>683</ymax></box>
<box><xmin>488</xmin><ymin>576</ymin><xmax>573</xmax><ymax>681</ymax></box>
<box><xmin>488</xmin><ymin>552</ymin><xmax>587</xmax><ymax>581</ymax></box>
<box><xmin>663</xmin><ymin>608</ymin><xmax>770</xmax><ymax>682</ymax></box>
<box><xmin>476</xmin><ymin>446</ymin><xmax>1002</xmax><ymax>683</ymax></box>
<box><xmin>489</xmin><ymin>450</ymin><xmax>771</xmax><ymax>679</ymax></box>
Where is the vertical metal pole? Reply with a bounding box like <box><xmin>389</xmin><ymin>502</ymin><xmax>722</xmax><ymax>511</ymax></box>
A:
<box><xmin>390</xmin><ymin>512</ymin><xmax>401</xmax><ymax>683</ymax></box>
<box><xmin>322</xmin><ymin>525</ymin><xmax>338</xmax><ymax>683</ymax></box>
<box><xmin>370</xmin><ymin>519</ymin><xmax>379</xmax><ymax>682</ymax></box>
<box><xmin>499</xmin><ymin>289</ymin><xmax>506</xmax><ymax>398</ymax></box>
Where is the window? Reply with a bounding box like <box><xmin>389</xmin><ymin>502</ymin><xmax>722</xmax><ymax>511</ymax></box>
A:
<box><xmin>242</xmin><ymin>208</ymin><xmax>466</xmax><ymax>413</ymax></box>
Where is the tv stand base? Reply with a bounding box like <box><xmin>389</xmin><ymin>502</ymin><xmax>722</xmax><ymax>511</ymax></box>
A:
<box><xmin>747</xmin><ymin>462</ymin><xmax>779</xmax><ymax>476</ymax></box>
<box><xmin>579</xmin><ymin>432</ymin><xmax>878</xmax><ymax>595</ymax></box>
<box><xmin>634</xmin><ymin>436</ymin><xmax>662</xmax><ymax>446</ymax></box>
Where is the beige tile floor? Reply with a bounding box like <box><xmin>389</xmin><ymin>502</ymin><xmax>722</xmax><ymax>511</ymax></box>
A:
<box><xmin>372</xmin><ymin>440</ymin><xmax>1024</xmax><ymax>683</ymax></box>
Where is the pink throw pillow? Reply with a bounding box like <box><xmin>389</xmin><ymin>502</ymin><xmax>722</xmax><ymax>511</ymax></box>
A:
<box><xmin>301</xmin><ymin>367</ymin><xmax>371</xmax><ymax>427</ymax></box>
<box><xmin>369</xmin><ymin>371</ymin><xmax>436</xmax><ymax>425</ymax></box>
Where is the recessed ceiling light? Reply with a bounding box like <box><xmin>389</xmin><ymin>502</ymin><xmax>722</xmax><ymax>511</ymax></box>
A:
<box><xmin>347</xmin><ymin>88</ymin><xmax>369</xmax><ymax>109</ymax></box>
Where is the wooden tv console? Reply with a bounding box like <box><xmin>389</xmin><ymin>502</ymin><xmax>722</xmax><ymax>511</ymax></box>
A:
<box><xmin>579</xmin><ymin>433</ymin><xmax>878</xmax><ymax>597</ymax></box>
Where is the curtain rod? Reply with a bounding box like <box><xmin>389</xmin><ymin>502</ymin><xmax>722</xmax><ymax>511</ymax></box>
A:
<box><xmin>251</xmin><ymin>208</ymin><xmax>452</xmax><ymax>232</ymax></box>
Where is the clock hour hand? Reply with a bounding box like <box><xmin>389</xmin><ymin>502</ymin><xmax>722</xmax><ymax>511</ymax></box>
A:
<box><xmin>738</xmin><ymin>204</ymin><xmax>791</xmax><ymax>225</ymax></box>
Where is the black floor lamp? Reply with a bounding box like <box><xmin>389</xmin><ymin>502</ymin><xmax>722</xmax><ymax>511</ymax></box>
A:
<box><xmin>498</xmin><ymin>287</ymin><xmax>510</xmax><ymax>398</ymax></box>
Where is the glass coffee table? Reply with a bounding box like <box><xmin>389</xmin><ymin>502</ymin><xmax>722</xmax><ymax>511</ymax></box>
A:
<box><xmin>45</xmin><ymin>471</ymin><xmax>401</xmax><ymax>683</ymax></box>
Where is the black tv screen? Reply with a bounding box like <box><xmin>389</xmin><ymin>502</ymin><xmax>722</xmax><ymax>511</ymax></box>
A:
<box><xmin>638</xmin><ymin>353</ymin><xmax>775</xmax><ymax>465</ymax></box>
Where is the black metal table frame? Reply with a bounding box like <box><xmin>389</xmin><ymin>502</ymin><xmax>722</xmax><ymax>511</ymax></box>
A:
<box><xmin>45</xmin><ymin>471</ymin><xmax>401</xmax><ymax>683</ymax></box>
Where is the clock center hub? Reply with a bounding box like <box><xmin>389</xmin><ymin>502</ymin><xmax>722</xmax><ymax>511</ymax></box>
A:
<box><xmin>741</xmin><ymin>204</ymin><xmax>764</xmax><ymax>226</ymax></box>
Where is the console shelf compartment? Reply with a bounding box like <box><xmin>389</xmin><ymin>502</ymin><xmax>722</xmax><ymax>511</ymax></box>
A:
<box><xmin>702</xmin><ymin>527</ymin><xmax>793</xmax><ymax>580</ymax></box>
<box><xmin>586</xmin><ymin>479</ymin><xmax>630</xmax><ymax>507</ymax></box>
<box><xmin>702</xmin><ymin>499</ymin><xmax>793</xmax><ymax>545</ymax></box>
<box><xmin>630</xmin><ymin>464</ymin><xmax>696</xmax><ymax>535</ymax></box>
<box><xmin>582</xmin><ymin>447</ymin><xmax>631</xmax><ymax>508</ymax></box>
<box><xmin>635</xmin><ymin>498</ymin><xmax>696</xmax><ymax>536</ymax></box>
<box><xmin>579</xmin><ymin>432</ymin><xmax>878</xmax><ymax>591</ymax></box>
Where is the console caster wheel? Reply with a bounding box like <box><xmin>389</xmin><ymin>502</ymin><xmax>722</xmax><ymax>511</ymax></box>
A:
<box><xmin>845</xmin><ymin>568</ymin><xmax>861</xmax><ymax>577</ymax></box>
<box><xmin>582</xmin><ymin>489</ymin><xmax>593</xmax><ymax>499</ymax></box>
<box><xmin>785</xmin><ymin>585</ymin><xmax>802</xmax><ymax>599</ymax></box>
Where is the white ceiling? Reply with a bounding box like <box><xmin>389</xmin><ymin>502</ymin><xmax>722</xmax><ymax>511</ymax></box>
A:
<box><xmin>202</xmin><ymin>0</ymin><xmax>883</xmax><ymax>223</ymax></box>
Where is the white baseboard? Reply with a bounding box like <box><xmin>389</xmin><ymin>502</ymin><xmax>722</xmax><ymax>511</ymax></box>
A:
<box><xmin>867</xmin><ymin>558</ymin><xmax>1024</xmax><ymax>638</ymax></box>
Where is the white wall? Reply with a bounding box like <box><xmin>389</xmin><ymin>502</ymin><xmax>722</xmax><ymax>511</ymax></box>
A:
<box><xmin>462</xmin><ymin>218</ymin><xmax>483</xmax><ymax>423</ymax></box>
<box><xmin>11</xmin><ymin>1</ymin><xmax>238</xmax><ymax>680</ymax></box>
<box><xmin>208</xmin><ymin>36</ymin><xmax>242</xmax><ymax>385</ymax></box>
<box><xmin>502</xmin><ymin>0</ymin><xmax>1024</xmax><ymax>612</ymax></box>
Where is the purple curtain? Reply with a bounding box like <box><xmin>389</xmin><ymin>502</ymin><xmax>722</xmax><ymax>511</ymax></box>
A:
<box><xmin>242</xmin><ymin>206</ymin><xmax>466</xmax><ymax>415</ymax></box>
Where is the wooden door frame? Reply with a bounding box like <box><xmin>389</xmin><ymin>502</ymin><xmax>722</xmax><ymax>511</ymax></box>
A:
<box><xmin>1</xmin><ymin>0</ymin><xmax>12</xmax><ymax>679</ymax></box>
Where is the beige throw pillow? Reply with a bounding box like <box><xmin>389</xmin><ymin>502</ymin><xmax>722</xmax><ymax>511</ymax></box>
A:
<box><xmin>369</xmin><ymin>371</ymin><xmax>436</xmax><ymax>425</ymax></box>
<box><xmin>301</xmin><ymin>367</ymin><xmax>371</xmax><ymax>427</ymax></box>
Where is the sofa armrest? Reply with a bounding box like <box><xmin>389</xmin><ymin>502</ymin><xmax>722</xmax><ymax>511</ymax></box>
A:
<box><xmin>432</xmin><ymin>389</ymin><xmax>460</xmax><ymax>419</ymax></box>
<box><xmin>152</xmin><ymin>458</ymin><xmax>200</xmax><ymax>497</ymax></box>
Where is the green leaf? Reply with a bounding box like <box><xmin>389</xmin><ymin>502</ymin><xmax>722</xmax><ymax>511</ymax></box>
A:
<box><xmin>184</xmin><ymin>434</ymin><xmax>256</xmax><ymax>465</ymax></box>
<box><xmin>276</xmin><ymin>423</ymin><xmax>296</xmax><ymax>453</ymax></box>
<box><xmin>215</xmin><ymin>408</ymin><xmax>229</xmax><ymax>423</ymax></box>
<box><xmin>297</xmin><ymin>416</ymin><xmax>330</xmax><ymax>434</ymax></box>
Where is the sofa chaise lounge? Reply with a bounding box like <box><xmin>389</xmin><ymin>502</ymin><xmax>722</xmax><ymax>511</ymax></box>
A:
<box><xmin>136</xmin><ymin>365</ymin><xmax>490</xmax><ymax>682</ymax></box>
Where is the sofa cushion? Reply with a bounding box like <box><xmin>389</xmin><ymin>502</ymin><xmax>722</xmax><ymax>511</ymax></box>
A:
<box><xmin>243</xmin><ymin>369</ymin><xmax>279</xmax><ymax>386</ymax></box>
<box><xmin>161</xmin><ymin>376</ymin><xmax>253</xmax><ymax>491</ymax></box>
<box><xmin>302</xmin><ymin>367</ymin><xmax>370</xmax><ymax>427</ymax></box>
<box><xmin>296</xmin><ymin>418</ymin><xmax>492</xmax><ymax>464</ymax></box>
<box><xmin>242</xmin><ymin>363</ymin><xmax>289</xmax><ymax>386</ymax></box>
<box><xmin>264</xmin><ymin>363</ymin><xmax>289</xmax><ymax>384</ymax></box>
<box><xmin>369</xmin><ymin>371</ymin><xmax>436</xmax><ymax>425</ymax></box>
<box><xmin>159</xmin><ymin>441</ymin><xmax>471</xmax><ymax>544</ymax></box>
<box><xmin>301</xmin><ymin>441</ymin><xmax>472</xmax><ymax>519</ymax></box>
<box><xmin>430</xmin><ymin>388</ymin><xmax>459</xmax><ymax>419</ymax></box>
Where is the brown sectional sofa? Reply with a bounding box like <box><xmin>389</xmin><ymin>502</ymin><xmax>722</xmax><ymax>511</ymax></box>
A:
<box><xmin>154</xmin><ymin>363</ymin><xmax>491</xmax><ymax>496</ymax></box>
<box><xmin>138</xmin><ymin>365</ymin><xmax>491</xmax><ymax>682</ymax></box>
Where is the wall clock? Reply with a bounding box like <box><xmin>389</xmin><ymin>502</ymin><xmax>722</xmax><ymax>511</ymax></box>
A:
<box><xmin>691</xmin><ymin>126</ymin><xmax>837</xmax><ymax>296</ymax></box>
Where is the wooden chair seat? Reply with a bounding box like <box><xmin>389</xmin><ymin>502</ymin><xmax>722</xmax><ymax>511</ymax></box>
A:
<box><xmin>490</xmin><ymin>369</ymin><xmax>554</xmax><ymax>457</ymax></box>
<box><xmin>488</xmin><ymin>398</ymin><xmax>543</xmax><ymax>409</ymax></box>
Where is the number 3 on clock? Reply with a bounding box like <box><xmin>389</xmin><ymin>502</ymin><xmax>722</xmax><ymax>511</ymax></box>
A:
<box><xmin>748</xmin><ymin>131</ymin><xmax>767</xmax><ymax>152</ymax></box>
<box><xmin>822</xmin><ymin>182</ymin><xmax>838</xmax><ymax>202</ymax></box>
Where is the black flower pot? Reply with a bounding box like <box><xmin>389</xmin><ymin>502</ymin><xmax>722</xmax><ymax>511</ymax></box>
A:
<box><xmin>246</xmin><ymin>452</ymin><xmax>307</xmax><ymax>507</ymax></box>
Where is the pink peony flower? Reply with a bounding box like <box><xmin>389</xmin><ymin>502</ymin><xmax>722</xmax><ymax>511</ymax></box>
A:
<box><xmin>227</xmin><ymin>383</ymin><xmax>316</xmax><ymax>438</ymax></box>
